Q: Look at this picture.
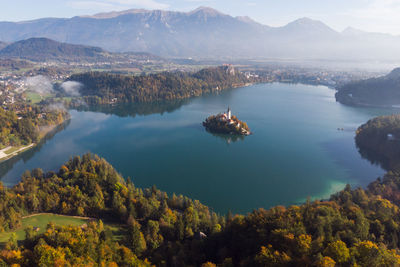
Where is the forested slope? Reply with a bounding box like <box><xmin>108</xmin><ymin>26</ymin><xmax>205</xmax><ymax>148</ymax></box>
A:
<box><xmin>0</xmin><ymin>105</ymin><xmax>68</xmax><ymax>148</ymax></box>
<box><xmin>68</xmin><ymin>66</ymin><xmax>250</xmax><ymax>105</ymax></box>
<box><xmin>355</xmin><ymin>114</ymin><xmax>400</xmax><ymax>171</ymax></box>
<box><xmin>336</xmin><ymin>68</ymin><xmax>400</xmax><ymax>107</ymax></box>
<box><xmin>1</xmin><ymin>154</ymin><xmax>400</xmax><ymax>266</ymax></box>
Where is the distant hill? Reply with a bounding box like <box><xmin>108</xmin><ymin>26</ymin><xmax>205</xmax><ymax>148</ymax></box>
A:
<box><xmin>336</xmin><ymin>68</ymin><xmax>400</xmax><ymax>107</ymax></box>
<box><xmin>0</xmin><ymin>41</ymin><xmax>7</xmax><ymax>50</ymax></box>
<box><xmin>0</xmin><ymin>38</ymin><xmax>107</xmax><ymax>61</ymax></box>
<box><xmin>1</xmin><ymin>7</ymin><xmax>400</xmax><ymax>60</ymax></box>
<box><xmin>0</xmin><ymin>37</ymin><xmax>164</xmax><ymax>63</ymax></box>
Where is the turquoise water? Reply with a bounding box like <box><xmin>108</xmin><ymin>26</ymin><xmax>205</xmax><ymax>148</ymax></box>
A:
<box><xmin>0</xmin><ymin>83</ymin><xmax>394</xmax><ymax>213</ymax></box>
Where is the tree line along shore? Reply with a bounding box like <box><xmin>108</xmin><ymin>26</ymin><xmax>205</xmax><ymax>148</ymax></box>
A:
<box><xmin>1</xmin><ymin>65</ymin><xmax>249</xmax><ymax>162</ymax></box>
<box><xmin>0</xmin><ymin>153</ymin><xmax>400</xmax><ymax>266</ymax></box>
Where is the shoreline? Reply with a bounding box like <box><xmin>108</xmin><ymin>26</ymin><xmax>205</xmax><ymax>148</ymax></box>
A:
<box><xmin>0</xmin><ymin>120</ymin><xmax>68</xmax><ymax>163</ymax></box>
<box><xmin>0</xmin><ymin>144</ymin><xmax>35</xmax><ymax>163</ymax></box>
<box><xmin>336</xmin><ymin>98</ymin><xmax>400</xmax><ymax>109</ymax></box>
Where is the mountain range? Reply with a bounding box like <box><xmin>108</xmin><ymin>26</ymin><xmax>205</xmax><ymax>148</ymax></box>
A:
<box><xmin>1</xmin><ymin>7</ymin><xmax>400</xmax><ymax>60</ymax></box>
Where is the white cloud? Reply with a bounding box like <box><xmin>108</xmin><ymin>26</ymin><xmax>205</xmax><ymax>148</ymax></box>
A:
<box><xmin>246</xmin><ymin>2</ymin><xmax>257</xmax><ymax>7</ymax></box>
<box><xmin>107</xmin><ymin>0</ymin><xmax>169</xmax><ymax>8</ymax></box>
<box><xmin>344</xmin><ymin>0</ymin><xmax>400</xmax><ymax>34</ymax></box>
<box><xmin>351</xmin><ymin>0</ymin><xmax>400</xmax><ymax>19</ymax></box>
<box><xmin>25</xmin><ymin>75</ymin><xmax>54</xmax><ymax>95</ymax></box>
<box><xmin>68</xmin><ymin>0</ymin><xmax>169</xmax><ymax>11</ymax></box>
<box><xmin>184</xmin><ymin>0</ymin><xmax>214</xmax><ymax>2</ymax></box>
<box><xmin>61</xmin><ymin>81</ymin><xmax>83</xmax><ymax>97</ymax></box>
<box><xmin>68</xmin><ymin>1</ymin><xmax>115</xmax><ymax>10</ymax></box>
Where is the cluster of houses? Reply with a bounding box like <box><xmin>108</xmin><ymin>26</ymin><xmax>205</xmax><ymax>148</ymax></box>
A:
<box><xmin>0</xmin><ymin>85</ymin><xmax>16</xmax><ymax>107</ymax></box>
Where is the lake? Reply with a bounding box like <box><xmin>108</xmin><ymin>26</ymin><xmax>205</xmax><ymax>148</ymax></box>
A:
<box><xmin>0</xmin><ymin>83</ymin><xmax>394</xmax><ymax>214</ymax></box>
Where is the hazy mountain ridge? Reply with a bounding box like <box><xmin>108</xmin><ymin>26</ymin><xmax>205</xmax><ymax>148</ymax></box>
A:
<box><xmin>0</xmin><ymin>37</ymin><xmax>164</xmax><ymax>63</ymax></box>
<box><xmin>0</xmin><ymin>38</ymin><xmax>106</xmax><ymax>61</ymax></box>
<box><xmin>0</xmin><ymin>41</ymin><xmax>7</xmax><ymax>50</ymax></box>
<box><xmin>0</xmin><ymin>7</ymin><xmax>399</xmax><ymax>60</ymax></box>
<box><xmin>336</xmin><ymin>67</ymin><xmax>400</xmax><ymax>107</ymax></box>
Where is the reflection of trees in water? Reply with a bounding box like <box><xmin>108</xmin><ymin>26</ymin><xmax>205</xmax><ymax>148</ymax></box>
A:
<box><xmin>206</xmin><ymin>129</ymin><xmax>245</xmax><ymax>145</ymax></box>
<box><xmin>356</xmin><ymin>138</ymin><xmax>400</xmax><ymax>172</ymax></box>
<box><xmin>73</xmin><ymin>99</ymin><xmax>191</xmax><ymax>118</ymax></box>
<box><xmin>0</xmin><ymin>119</ymin><xmax>71</xmax><ymax>179</ymax></box>
<box><xmin>0</xmin><ymin>100</ymin><xmax>190</xmax><ymax>179</ymax></box>
<box><xmin>355</xmin><ymin>114</ymin><xmax>400</xmax><ymax>173</ymax></box>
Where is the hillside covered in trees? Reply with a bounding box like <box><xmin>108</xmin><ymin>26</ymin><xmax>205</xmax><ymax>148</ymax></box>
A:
<box><xmin>1</xmin><ymin>154</ymin><xmax>400</xmax><ymax>266</ymax></box>
<box><xmin>0</xmin><ymin>105</ymin><xmax>69</xmax><ymax>149</ymax></box>
<box><xmin>0</xmin><ymin>38</ymin><xmax>107</xmax><ymax>62</ymax></box>
<box><xmin>336</xmin><ymin>68</ymin><xmax>400</xmax><ymax>107</ymax></box>
<box><xmin>356</xmin><ymin>114</ymin><xmax>400</xmax><ymax>171</ymax></box>
<box><xmin>0</xmin><ymin>37</ymin><xmax>163</xmax><ymax>64</ymax></box>
<box><xmin>67</xmin><ymin>65</ymin><xmax>251</xmax><ymax>105</ymax></box>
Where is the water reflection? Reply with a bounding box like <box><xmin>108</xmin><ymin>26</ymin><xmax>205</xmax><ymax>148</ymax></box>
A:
<box><xmin>321</xmin><ymin>135</ymin><xmax>385</xmax><ymax>188</ymax></box>
<box><xmin>0</xmin><ymin>119</ymin><xmax>71</xmax><ymax>178</ymax></box>
<box><xmin>356</xmin><ymin>140</ymin><xmax>400</xmax><ymax>172</ymax></box>
<box><xmin>0</xmin><ymin>99</ymin><xmax>192</xmax><ymax>180</ymax></box>
<box><xmin>0</xmin><ymin>83</ymin><xmax>394</xmax><ymax>213</ymax></box>
<box><xmin>206</xmin><ymin>130</ymin><xmax>245</xmax><ymax>145</ymax></box>
<box><xmin>74</xmin><ymin>98</ymin><xmax>191</xmax><ymax>118</ymax></box>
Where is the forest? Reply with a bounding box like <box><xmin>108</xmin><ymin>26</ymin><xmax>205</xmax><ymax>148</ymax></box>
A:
<box><xmin>0</xmin><ymin>105</ymin><xmax>69</xmax><ymax>148</ymax></box>
<box><xmin>67</xmin><ymin>66</ymin><xmax>250</xmax><ymax>105</ymax></box>
<box><xmin>355</xmin><ymin>114</ymin><xmax>400</xmax><ymax>171</ymax></box>
<box><xmin>335</xmin><ymin>68</ymin><xmax>400</xmax><ymax>107</ymax></box>
<box><xmin>1</xmin><ymin>153</ymin><xmax>400</xmax><ymax>266</ymax></box>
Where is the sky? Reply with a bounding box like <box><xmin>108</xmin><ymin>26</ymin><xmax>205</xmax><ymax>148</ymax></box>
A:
<box><xmin>1</xmin><ymin>0</ymin><xmax>400</xmax><ymax>35</ymax></box>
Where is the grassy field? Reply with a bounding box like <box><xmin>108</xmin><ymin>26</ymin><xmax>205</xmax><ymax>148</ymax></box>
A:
<box><xmin>0</xmin><ymin>214</ymin><xmax>88</xmax><ymax>243</ymax></box>
<box><xmin>0</xmin><ymin>214</ymin><xmax>128</xmax><ymax>244</ymax></box>
<box><xmin>25</xmin><ymin>91</ymin><xmax>43</xmax><ymax>104</ymax></box>
<box><xmin>25</xmin><ymin>91</ymin><xmax>56</xmax><ymax>104</ymax></box>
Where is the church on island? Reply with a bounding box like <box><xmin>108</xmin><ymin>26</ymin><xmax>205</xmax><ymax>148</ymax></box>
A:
<box><xmin>203</xmin><ymin>107</ymin><xmax>250</xmax><ymax>136</ymax></box>
<box><xmin>218</xmin><ymin>107</ymin><xmax>240</xmax><ymax>127</ymax></box>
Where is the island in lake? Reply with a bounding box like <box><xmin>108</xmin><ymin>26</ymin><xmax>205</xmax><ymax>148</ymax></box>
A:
<box><xmin>203</xmin><ymin>107</ymin><xmax>251</xmax><ymax>136</ymax></box>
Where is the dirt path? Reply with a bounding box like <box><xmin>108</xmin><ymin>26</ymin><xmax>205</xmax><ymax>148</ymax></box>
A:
<box><xmin>0</xmin><ymin>146</ymin><xmax>12</xmax><ymax>159</ymax></box>
<box><xmin>0</xmin><ymin>144</ymin><xmax>35</xmax><ymax>161</ymax></box>
<box><xmin>21</xmin><ymin>213</ymin><xmax>93</xmax><ymax>220</ymax></box>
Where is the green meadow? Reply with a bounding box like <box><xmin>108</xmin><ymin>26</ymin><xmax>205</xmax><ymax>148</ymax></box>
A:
<box><xmin>0</xmin><ymin>214</ymin><xmax>88</xmax><ymax>243</ymax></box>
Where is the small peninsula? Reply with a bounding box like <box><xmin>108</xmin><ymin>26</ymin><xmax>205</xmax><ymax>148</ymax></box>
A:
<box><xmin>336</xmin><ymin>68</ymin><xmax>400</xmax><ymax>107</ymax></box>
<box><xmin>356</xmin><ymin>114</ymin><xmax>400</xmax><ymax>171</ymax></box>
<box><xmin>66</xmin><ymin>65</ymin><xmax>252</xmax><ymax>106</ymax></box>
<box><xmin>203</xmin><ymin>107</ymin><xmax>251</xmax><ymax>136</ymax></box>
